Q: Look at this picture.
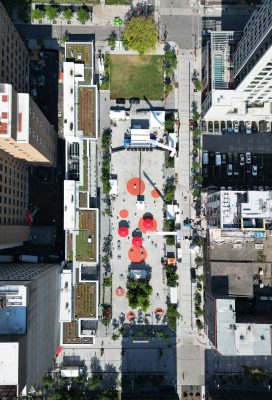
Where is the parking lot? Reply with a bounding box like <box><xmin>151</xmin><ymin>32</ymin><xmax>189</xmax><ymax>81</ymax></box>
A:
<box><xmin>202</xmin><ymin>151</ymin><xmax>272</xmax><ymax>189</ymax></box>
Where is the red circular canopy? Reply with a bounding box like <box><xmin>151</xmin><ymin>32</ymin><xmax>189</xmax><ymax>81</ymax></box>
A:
<box><xmin>118</xmin><ymin>226</ymin><xmax>129</xmax><ymax>237</ymax></box>
<box><xmin>132</xmin><ymin>236</ymin><xmax>143</xmax><ymax>247</ymax></box>
<box><xmin>143</xmin><ymin>218</ymin><xmax>154</xmax><ymax>230</ymax></box>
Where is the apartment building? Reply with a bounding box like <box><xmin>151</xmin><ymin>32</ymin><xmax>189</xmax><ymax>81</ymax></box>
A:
<box><xmin>0</xmin><ymin>2</ymin><xmax>29</xmax><ymax>93</ymax></box>
<box><xmin>61</xmin><ymin>41</ymin><xmax>99</xmax><ymax>346</ymax></box>
<box><xmin>0</xmin><ymin>83</ymin><xmax>57</xmax><ymax>165</ymax></box>
<box><xmin>0</xmin><ymin>262</ymin><xmax>61</xmax><ymax>397</ymax></box>
<box><xmin>202</xmin><ymin>0</ymin><xmax>272</xmax><ymax>123</ymax></box>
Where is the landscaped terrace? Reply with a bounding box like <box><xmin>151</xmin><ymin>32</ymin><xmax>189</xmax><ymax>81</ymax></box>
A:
<box><xmin>78</xmin><ymin>86</ymin><xmax>96</xmax><ymax>138</ymax></box>
<box><xmin>63</xmin><ymin>321</ymin><xmax>94</xmax><ymax>344</ymax></box>
<box><xmin>76</xmin><ymin>210</ymin><xmax>97</xmax><ymax>262</ymax></box>
<box><xmin>66</xmin><ymin>43</ymin><xmax>92</xmax><ymax>67</ymax></box>
<box><xmin>74</xmin><ymin>282</ymin><xmax>97</xmax><ymax>318</ymax></box>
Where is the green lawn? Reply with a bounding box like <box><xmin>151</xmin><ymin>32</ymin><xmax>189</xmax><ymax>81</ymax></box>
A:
<box><xmin>105</xmin><ymin>0</ymin><xmax>131</xmax><ymax>4</ymax></box>
<box><xmin>76</xmin><ymin>230</ymin><xmax>93</xmax><ymax>261</ymax></box>
<box><xmin>109</xmin><ymin>55</ymin><xmax>164</xmax><ymax>100</ymax></box>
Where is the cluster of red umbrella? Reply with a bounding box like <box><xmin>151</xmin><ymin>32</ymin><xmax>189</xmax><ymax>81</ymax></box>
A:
<box><xmin>132</xmin><ymin>236</ymin><xmax>143</xmax><ymax>247</ymax></box>
<box><xmin>118</xmin><ymin>226</ymin><xmax>129</xmax><ymax>237</ymax></box>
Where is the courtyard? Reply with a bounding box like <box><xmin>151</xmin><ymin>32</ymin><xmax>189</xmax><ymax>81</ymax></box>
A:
<box><xmin>109</xmin><ymin>119</ymin><xmax>170</xmax><ymax>325</ymax></box>
<box><xmin>109</xmin><ymin>55</ymin><xmax>164</xmax><ymax>100</ymax></box>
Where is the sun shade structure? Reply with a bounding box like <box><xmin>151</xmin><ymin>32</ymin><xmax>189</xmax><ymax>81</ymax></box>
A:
<box><xmin>118</xmin><ymin>226</ymin><xmax>129</xmax><ymax>237</ymax></box>
<box><xmin>143</xmin><ymin>218</ymin><xmax>154</xmax><ymax>230</ymax></box>
<box><xmin>132</xmin><ymin>236</ymin><xmax>143</xmax><ymax>247</ymax></box>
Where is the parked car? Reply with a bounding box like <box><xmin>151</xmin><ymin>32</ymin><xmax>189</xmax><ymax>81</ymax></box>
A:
<box><xmin>221</xmin><ymin>153</ymin><xmax>227</xmax><ymax>165</ymax></box>
<box><xmin>203</xmin><ymin>167</ymin><xmax>208</xmax><ymax>177</ymax></box>
<box><xmin>245</xmin><ymin>152</ymin><xmax>251</xmax><ymax>164</ymax></box>
<box><xmin>259</xmin><ymin>186</ymin><xmax>264</xmax><ymax>191</ymax></box>
<box><xmin>129</xmin><ymin>97</ymin><xmax>140</xmax><ymax>105</ymax></box>
<box><xmin>240</xmin><ymin>153</ymin><xmax>245</xmax><ymax>166</ymax></box>
<box><xmin>246</xmin><ymin>164</ymin><xmax>251</xmax><ymax>174</ymax></box>
<box><xmin>208</xmin><ymin>121</ymin><xmax>213</xmax><ymax>133</ymax></box>
<box><xmin>202</xmin><ymin>150</ymin><xmax>209</xmax><ymax>165</ymax></box>
<box><xmin>116</xmin><ymin>98</ymin><xmax>126</xmax><ymax>104</ymax></box>
<box><xmin>239</xmin><ymin>121</ymin><xmax>245</xmax><ymax>133</ymax></box>
<box><xmin>252</xmin><ymin>121</ymin><xmax>258</xmax><ymax>133</ymax></box>
<box><xmin>227</xmin><ymin>164</ymin><xmax>233</xmax><ymax>176</ymax></box>
<box><xmin>233</xmin><ymin>121</ymin><xmax>239</xmax><ymax>133</ymax></box>
<box><xmin>209</xmin><ymin>151</ymin><xmax>215</xmax><ymax>165</ymax></box>
<box><xmin>234</xmin><ymin>164</ymin><xmax>239</xmax><ymax>176</ymax></box>
<box><xmin>227</xmin><ymin>153</ymin><xmax>233</xmax><ymax>163</ymax></box>
<box><xmin>215</xmin><ymin>152</ymin><xmax>221</xmax><ymax>166</ymax></box>
<box><xmin>252</xmin><ymin>154</ymin><xmax>258</xmax><ymax>165</ymax></box>
<box><xmin>201</xmin><ymin>120</ymin><xmax>207</xmax><ymax>132</ymax></box>
<box><xmin>259</xmin><ymin>120</ymin><xmax>268</xmax><ymax>133</ymax></box>
<box><xmin>190</xmin><ymin>267</ymin><xmax>197</xmax><ymax>282</ymax></box>
<box><xmin>246</xmin><ymin>121</ymin><xmax>252</xmax><ymax>134</ymax></box>
<box><xmin>233</xmin><ymin>153</ymin><xmax>239</xmax><ymax>164</ymax></box>
<box><xmin>214</xmin><ymin>121</ymin><xmax>219</xmax><ymax>133</ymax></box>
<box><xmin>227</xmin><ymin>120</ymin><xmax>233</xmax><ymax>134</ymax></box>
<box><xmin>265</xmin><ymin>186</ymin><xmax>270</xmax><ymax>191</ymax></box>
<box><xmin>252</xmin><ymin>165</ymin><xmax>258</xmax><ymax>176</ymax></box>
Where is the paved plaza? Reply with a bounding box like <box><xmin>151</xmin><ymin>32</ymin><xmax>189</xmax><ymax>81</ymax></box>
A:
<box><xmin>110</xmin><ymin>119</ymin><xmax>169</xmax><ymax>325</ymax></box>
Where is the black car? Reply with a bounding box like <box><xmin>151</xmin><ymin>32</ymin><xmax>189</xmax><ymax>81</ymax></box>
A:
<box><xmin>221</xmin><ymin>153</ymin><xmax>227</xmax><ymax>165</ymax></box>
<box><xmin>116</xmin><ymin>98</ymin><xmax>126</xmax><ymax>105</ymax></box>
<box><xmin>129</xmin><ymin>97</ymin><xmax>140</xmax><ymax>105</ymax></box>
<box><xmin>190</xmin><ymin>267</ymin><xmax>196</xmax><ymax>282</ymax></box>
<box><xmin>209</xmin><ymin>151</ymin><xmax>215</xmax><ymax>165</ymax></box>
<box><xmin>233</xmin><ymin>153</ymin><xmax>239</xmax><ymax>164</ymax></box>
<box><xmin>227</xmin><ymin>153</ymin><xmax>233</xmax><ymax>163</ymax></box>
<box><xmin>252</xmin><ymin>154</ymin><xmax>258</xmax><ymax>165</ymax></box>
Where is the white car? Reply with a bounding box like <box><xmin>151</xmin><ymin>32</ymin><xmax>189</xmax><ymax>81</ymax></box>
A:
<box><xmin>246</xmin><ymin>121</ymin><xmax>252</xmax><ymax>134</ymax></box>
<box><xmin>234</xmin><ymin>121</ymin><xmax>239</xmax><ymax>133</ymax></box>
<box><xmin>245</xmin><ymin>152</ymin><xmax>251</xmax><ymax>164</ymax></box>
<box><xmin>227</xmin><ymin>164</ymin><xmax>233</xmax><ymax>176</ymax></box>
<box><xmin>252</xmin><ymin>165</ymin><xmax>257</xmax><ymax>176</ymax></box>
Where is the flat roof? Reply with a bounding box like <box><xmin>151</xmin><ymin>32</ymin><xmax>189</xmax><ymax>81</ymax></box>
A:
<box><xmin>77</xmin><ymin>86</ymin><xmax>97</xmax><ymax>138</ymax></box>
<box><xmin>60</xmin><ymin>269</ymin><xmax>72</xmax><ymax>322</ymax></box>
<box><xmin>210</xmin><ymin>262</ymin><xmax>253</xmax><ymax>297</ymax></box>
<box><xmin>64</xmin><ymin>180</ymin><xmax>76</xmax><ymax>231</ymax></box>
<box><xmin>216</xmin><ymin>298</ymin><xmax>272</xmax><ymax>355</ymax></box>
<box><xmin>0</xmin><ymin>342</ymin><xmax>19</xmax><ymax>385</ymax></box>
<box><xmin>62</xmin><ymin>321</ymin><xmax>94</xmax><ymax>345</ymax></box>
<box><xmin>76</xmin><ymin>209</ymin><xmax>98</xmax><ymax>263</ymax></box>
<box><xmin>65</xmin><ymin>42</ymin><xmax>93</xmax><ymax>68</ymax></box>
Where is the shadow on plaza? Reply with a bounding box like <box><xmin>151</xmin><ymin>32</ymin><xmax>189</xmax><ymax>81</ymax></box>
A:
<box><xmin>120</xmin><ymin>327</ymin><xmax>179</xmax><ymax>400</ymax></box>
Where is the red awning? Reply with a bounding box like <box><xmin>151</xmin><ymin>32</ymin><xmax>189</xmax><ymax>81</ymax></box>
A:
<box><xmin>143</xmin><ymin>218</ymin><xmax>154</xmax><ymax>230</ymax></box>
<box><xmin>132</xmin><ymin>236</ymin><xmax>143</xmax><ymax>247</ymax></box>
<box><xmin>118</xmin><ymin>226</ymin><xmax>129</xmax><ymax>237</ymax></box>
<box><xmin>55</xmin><ymin>346</ymin><xmax>62</xmax><ymax>356</ymax></box>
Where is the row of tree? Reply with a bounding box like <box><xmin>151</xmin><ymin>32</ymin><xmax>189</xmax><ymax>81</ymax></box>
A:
<box><xmin>31</xmin><ymin>7</ymin><xmax>90</xmax><ymax>23</ymax></box>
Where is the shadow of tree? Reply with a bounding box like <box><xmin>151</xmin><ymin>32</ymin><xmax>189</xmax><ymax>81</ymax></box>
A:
<box><xmin>104</xmin><ymin>363</ymin><xmax>119</xmax><ymax>389</ymax></box>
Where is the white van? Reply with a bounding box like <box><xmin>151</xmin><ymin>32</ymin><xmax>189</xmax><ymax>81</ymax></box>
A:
<box><xmin>215</xmin><ymin>152</ymin><xmax>221</xmax><ymax>166</ymax></box>
<box><xmin>177</xmin><ymin>248</ymin><xmax>182</xmax><ymax>262</ymax></box>
<box><xmin>202</xmin><ymin>150</ymin><xmax>209</xmax><ymax>165</ymax></box>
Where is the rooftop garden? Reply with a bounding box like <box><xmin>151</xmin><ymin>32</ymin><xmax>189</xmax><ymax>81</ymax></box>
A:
<box><xmin>74</xmin><ymin>282</ymin><xmax>97</xmax><ymax>318</ymax></box>
<box><xmin>66</xmin><ymin>43</ymin><xmax>92</xmax><ymax>67</ymax></box>
<box><xmin>76</xmin><ymin>210</ymin><xmax>97</xmax><ymax>262</ymax></box>
<box><xmin>78</xmin><ymin>87</ymin><xmax>96</xmax><ymax>138</ymax></box>
<box><xmin>79</xmin><ymin>192</ymin><xmax>88</xmax><ymax>208</ymax></box>
<box><xmin>63</xmin><ymin>321</ymin><xmax>94</xmax><ymax>344</ymax></box>
<box><xmin>66</xmin><ymin>231</ymin><xmax>73</xmax><ymax>262</ymax></box>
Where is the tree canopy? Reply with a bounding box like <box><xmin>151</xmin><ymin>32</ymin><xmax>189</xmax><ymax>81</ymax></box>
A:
<box><xmin>31</xmin><ymin>8</ymin><xmax>45</xmax><ymax>20</ymax></box>
<box><xmin>63</xmin><ymin>8</ymin><xmax>73</xmax><ymax>21</ymax></box>
<box><xmin>123</xmin><ymin>16</ymin><xmax>158</xmax><ymax>55</ymax></box>
<box><xmin>77</xmin><ymin>8</ymin><xmax>89</xmax><ymax>23</ymax></box>
<box><xmin>45</xmin><ymin>6</ymin><xmax>58</xmax><ymax>21</ymax></box>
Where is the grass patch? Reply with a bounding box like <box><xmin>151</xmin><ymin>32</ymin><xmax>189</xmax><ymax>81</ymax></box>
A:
<box><xmin>66</xmin><ymin>43</ymin><xmax>92</xmax><ymax>67</ymax></box>
<box><xmin>74</xmin><ymin>283</ymin><xmax>97</xmax><ymax>318</ymax></box>
<box><xmin>105</xmin><ymin>0</ymin><xmax>131</xmax><ymax>4</ymax></box>
<box><xmin>109</xmin><ymin>55</ymin><xmax>164</xmax><ymax>100</ymax></box>
<box><xmin>76</xmin><ymin>230</ymin><xmax>93</xmax><ymax>261</ymax></box>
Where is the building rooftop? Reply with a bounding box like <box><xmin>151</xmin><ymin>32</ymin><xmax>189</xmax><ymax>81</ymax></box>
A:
<box><xmin>210</xmin><ymin>262</ymin><xmax>254</xmax><ymax>297</ymax></box>
<box><xmin>76</xmin><ymin>210</ymin><xmax>98</xmax><ymax>263</ymax></box>
<box><xmin>62</xmin><ymin>321</ymin><xmax>94</xmax><ymax>345</ymax></box>
<box><xmin>0</xmin><ymin>342</ymin><xmax>18</xmax><ymax>386</ymax></box>
<box><xmin>60</xmin><ymin>269</ymin><xmax>72</xmax><ymax>323</ymax></box>
<box><xmin>74</xmin><ymin>282</ymin><xmax>97</xmax><ymax>319</ymax></box>
<box><xmin>78</xmin><ymin>86</ymin><xmax>97</xmax><ymax>138</ymax></box>
<box><xmin>216</xmin><ymin>298</ymin><xmax>272</xmax><ymax>356</ymax></box>
<box><xmin>65</xmin><ymin>42</ymin><xmax>93</xmax><ymax>68</ymax></box>
<box><xmin>64</xmin><ymin>180</ymin><xmax>76</xmax><ymax>231</ymax></box>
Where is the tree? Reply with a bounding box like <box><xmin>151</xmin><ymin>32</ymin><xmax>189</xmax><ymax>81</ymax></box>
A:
<box><xmin>45</xmin><ymin>5</ymin><xmax>59</xmax><ymax>21</ymax></box>
<box><xmin>123</xmin><ymin>16</ymin><xmax>158</xmax><ymax>55</ymax></box>
<box><xmin>195</xmin><ymin>256</ymin><xmax>203</xmax><ymax>266</ymax></box>
<box><xmin>63</xmin><ymin>8</ymin><xmax>73</xmax><ymax>21</ymax></box>
<box><xmin>164</xmin><ymin>185</ymin><xmax>175</xmax><ymax>202</ymax></box>
<box><xmin>126</xmin><ymin>278</ymin><xmax>152</xmax><ymax>311</ymax></box>
<box><xmin>166</xmin><ymin>236</ymin><xmax>175</xmax><ymax>245</ymax></box>
<box><xmin>31</xmin><ymin>8</ymin><xmax>45</xmax><ymax>20</ymax></box>
<box><xmin>192</xmin><ymin>162</ymin><xmax>200</xmax><ymax>171</ymax></box>
<box><xmin>77</xmin><ymin>7</ymin><xmax>89</xmax><ymax>23</ymax></box>
<box><xmin>166</xmin><ymin>267</ymin><xmax>179</xmax><ymax>287</ymax></box>
<box><xmin>165</xmin><ymin>113</ymin><xmax>174</xmax><ymax>131</ymax></box>
<box><xmin>193</xmin><ymin>111</ymin><xmax>201</xmax><ymax>122</ymax></box>
<box><xmin>164</xmin><ymin>48</ymin><xmax>177</xmax><ymax>70</ymax></box>
<box><xmin>194</xmin><ymin>79</ymin><xmax>203</xmax><ymax>91</ymax></box>
<box><xmin>166</xmin><ymin>304</ymin><xmax>180</xmax><ymax>330</ymax></box>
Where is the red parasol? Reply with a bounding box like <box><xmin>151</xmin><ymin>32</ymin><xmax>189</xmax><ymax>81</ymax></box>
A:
<box><xmin>55</xmin><ymin>346</ymin><xmax>62</xmax><ymax>357</ymax></box>
<box><xmin>132</xmin><ymin>236</ymin><xmax>143</xmax><ymax>247</ymax></box>
<box><xmin>118</xmin><ymin>226</ymin><xmax>129</xmax><ymax>237</ymax></box>
<box><xmin>143</xmin><ymin>218</ymin><xmax>154</xmax><ymax>230</ymax></box>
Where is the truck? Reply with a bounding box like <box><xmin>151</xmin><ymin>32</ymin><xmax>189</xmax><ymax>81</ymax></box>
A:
<box><xmin>19</xmin><ymin>255</ymin><xmax>44</xmax><ymax>263</ymax></box>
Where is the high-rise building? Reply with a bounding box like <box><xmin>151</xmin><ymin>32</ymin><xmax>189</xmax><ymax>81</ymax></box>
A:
<box><xmin>202</xmin><ymin>0</ymin><xmax>272</xmax><ymax>124</ymax></box>
<box><xmin>0</xmin><ymin>83</ymin><xmax>57</xmax><ymax>165</ymax></box>
<box><xmin>0</xmin><ymin>262</ymin><xmax>61</xmax><ymax>397</ymax></box>
<box><xmin>0</xmin><ymin>2</ymin><xmax>29</xmax><ymax>93</ymax></box>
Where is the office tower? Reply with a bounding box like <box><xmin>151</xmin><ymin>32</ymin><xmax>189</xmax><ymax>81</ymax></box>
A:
<box><xmin>0</xmin><ymin>262</ymin><xmax>61</xmax><ymax>397</ymax></box>
<box><xmin>0</xmin><ymin>2</ymin><xmax>29</xmax><ymax>93</ymax></box>
<box><xmin>202</xmin><ymin>0</ymin><xmax>272</xmax><ymax>122</ymax></box>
